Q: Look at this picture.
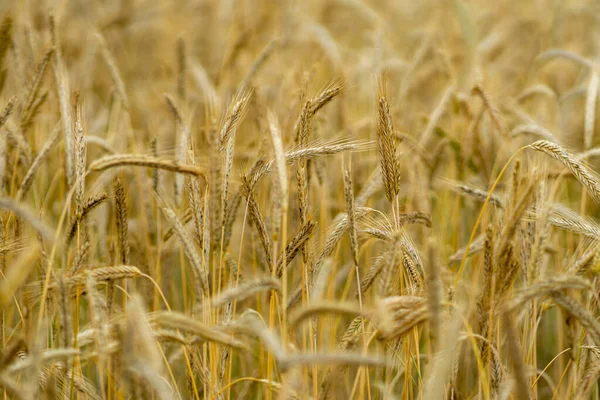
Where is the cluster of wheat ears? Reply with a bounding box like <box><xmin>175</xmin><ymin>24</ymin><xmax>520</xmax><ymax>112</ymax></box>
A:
<box><xmin>2</xmin><ymin>1</ymin><xmax>600</xmax><ymax>399</ymax></box>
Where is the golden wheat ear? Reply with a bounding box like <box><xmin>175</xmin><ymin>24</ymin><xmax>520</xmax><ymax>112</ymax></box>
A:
<box><xmin>376</xmin><ymin>78</ymin><xmax>400</xmax><ymax>204</ymax></box>
<box><xmin>529</xmin><ymin>140</ymin><xmax>600</xmax><ymax>203</ymax></box>
<box><xmin>0</xmin><ymin>96</ymin><xmax>16</xmax><ymax>131</ymax></box>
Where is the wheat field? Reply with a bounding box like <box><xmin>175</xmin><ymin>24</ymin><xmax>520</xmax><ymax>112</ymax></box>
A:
<box><xmin>1</xmin><ymin>0</ymin><xmax>600</xmax><ymax>399</ymax></box>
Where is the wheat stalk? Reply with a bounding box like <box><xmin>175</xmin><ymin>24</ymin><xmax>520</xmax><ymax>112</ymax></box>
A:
<box><xmin>211</xmin><ymin>276</ymin><xmax>281</xmax><ymax>309</ymax></box>
<box><xmin>164</xmin><ymin>93</ymin><xmax>191</xmax><ymax>207</ymax></box>
<box><xmin>0</xmin><ymin>96</ymin><xmax>16</xmax><ymax>131</ymax></box>
<box><xmin>97</xmin><ymin>33</ymin><xmax>129</xmax><ymax>109</ymax></box>
<box><xmin>16</xmin><ymin>124</ymin><xmax>61</xmax><ymax>201</ymax></box>
<box><xmin>161</xmin><ymin>206</ymin><xmax>209</xmax><ymax>299</ymax></box>
<box><xmin>0</xmin><ymin>198</ymin><xmax>54</xmax><ymax>243</ymax></box>
<box><xmin>288</xmin><ymin>301</ymin><xmax>371</xmax><ymax>329</ymax></box>
<box><xmin>155</xmin><ymin>311</ymin><xmax>246</xmax><ymax>349</ymax></box>
<box><xmin>21</xmin><ymin>48</ymin><xmax>54</xmax><ymax>130</ymax></box>
<box><xmin>89</xmin><ymin>154</ymin><xmax>207</xmax><ymax>178</ymax></box>
<box><xmin>51</xmin><ymin>16</ymin><xmax>74</xmax><ymax>187</ymax></box>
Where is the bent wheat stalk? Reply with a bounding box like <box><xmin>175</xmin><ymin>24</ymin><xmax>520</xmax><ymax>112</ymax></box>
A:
<box><xmin>90</xmin><ymin>154</ymin><xmax>207</xmax><ymax>178</ymax></box>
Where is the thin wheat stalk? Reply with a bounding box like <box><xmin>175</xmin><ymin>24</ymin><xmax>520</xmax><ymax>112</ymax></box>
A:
<box><xmin>419</xmin><ymin>84</ymin><xmax>455</xmax><ymax>147</ymax></box>
<box><xmin>190</xmin><ymin>59</ymin><xmax>218</xmax><ymax>103</ymax></box>
<box><xmin>16</xmin><ymin>123</ymin><xmax>61</xmax><ymax>201</ymax></box>
<box><xmin>288</xmin><ymin>301</ymin><xmax>371</xmax><ymax>329</ymax></box>
<box><xmin>84</xmin><ymin>135</ymin><xmax>115</xmax><ymax>154</ymax></box>
<box><xmin>426</xmin><ymin>239</ymin><xmax>442</xmax><ymax>347</ymax></box>
<box><xmin>493</xmin><ymin>181</ymin><xmax>534</xmax><ymax>268</ymax></box>
<box><xmin>231</xmin><ymin>309</ymin><xmax>285</xmax><ymax>361</ymax></box>
<box><xmin>502</xmin><ymin>313</ymin><xmax>531</xmax><ymax>400</ymax></box>
<box><xmin>442</xmin><ymin>179</ymin><xmax>504</xmax><ymax>208</ymax></box>
<box><xmin>536</xmin><ymin>48</ymin><xmax>594</xmax><ymax>69</ymax></box>
<box><xmin>161</xmin><ymin>206</ymin><xmax>209</xmax><ymax>299</ymax></box>
<box><xmin>89</xmin><ymin>154</ymin><xmax>207</xmax><ymax>178</ymax></box>
<box><xmin>511</xmin><ymin>123</ymin><xmax>560</xmax><ymax>143</ymax></box>
<box><xmin>0</xmin><ymin>242</ymin><xmax>41</xmax><ymax>306</ymax></box>
<box><xmin>222</xmin><ymin>186</ymin><xmax>241</xmax><ymax>250</ymax></box>
<box><xmin>21</xmin><ymin>91</ymin><xmax>48</xmax><ymax>132</ymax></box>
<box><xmin>177</xmin><ymin>38</ymin><xmax>186</xmax><ymax>100</ymax></box>
<box><xmin>267</xmin><ymin>110</ymin><xmax>287</xmax><ymax>241</ymax></box>
<box><xmin>239</xmin><ymin>38</ymin><xmax>280</xmax><ymax>89</ymax></box>
<box><xmin>155</xmin><ymin>311</ymin><xmax>247</xmax><ymax>349</ymax></box>
<box><xmin>0</xmin><ymin>96</ymin><xmax>16</xmax><ymax>131</ymax></box>
<box><xmin>478</xmin><ymin>224</ymin><xmax>495</xmax><ymax>355</ymax></box>
<box><xmin>20</xmin><ymin>48</ymin><xmax>54</xmax><ymax>129</ymax></box>
<box><xmin>356</xmin><ymin>167</ymin><xmax>382</xmax><ymax>207</ymax></box>
<box><xmin>187</xmin><ymin>149</ymin><xmax>204</xmax><ymax>248</ymax></box>
<box><xmin>282</xmin><ymin>353</ymin><xmax>388</xmax><ymax>371</ymax></box>
<box><xmin>211</xmin><ymin>276</ymin><xmax>281</xmax><ymax>309</ymax></box>
<box><xmin>241</xmin><ymin>175</ymin><xmax>273</xmax><ymax>271</ymax></box>
<box><xmin>287</xmin><ymin>207</ymin><xmax>374</xmax><ymax>309</ymax></box>
<box><xmin>57</xmin><ymin>273</ymin><xmax>71</xmax><ymax>349</ymax></box>
<box><xmin>517</xmin><ymin>84</ymin><xmax>557</xmax><ymax>102</ymax></box>
<box><xmin>202</xmin><ymin>190</ymin><xmax>211</xmax><ymax>276</ymax></box>
<box><xmin>0</xmin><ymin>15</ymin><xmax>12</xmax><ymax>70</ymax></box>
<box><xmin>151</xmin><ymin>135</ymin><xmax>159</xmax><ymax>191</ymax></box>
<box><xmin>422</xmin><ymin>315</ymin><xmax>462</xmax><ymax>400</ymax></box>
<box><xmin>0</xmin><ymin>198</ymin><xmax>54</xmax><ymax>242</ymax></box>
<box><xmin>586</xmin><ymin>71</ymin><xmax>600</xmax><ymax>150</ymax></box>
<box><xmin>527</xmin><ymin>181</ymin><xmax>551</xmax><ymax>282</ymax></box>
<box><xmin>0</xmin><ymin>132</ymin><xmax>7</xmax><ymax>200</ymax></box>
<box><xmin>97</xmin><ymin>33</ymin><xmax>129</xmax><ymax>109</ymax></box>
<box><xmin>4</xmin><ymin>123</ymin><xmax>32</xmax><ymax>165</ymax></box>
<box><xmin>51</xmin><ymin>16</ymin><xmax>74</xmax><ymax>187</ymax></box>
<box><xmin>123</xmin><ymin>295</ymin><xmax>172</xmax><ymax>399</ymax></box>
<box><xmin>164</xmin><ymin>94</ymin><xmax>191</xmax><ymax>207</ymax></box>
<box><xmin>84</xmin><ymin>272</ymin><xmax>108</xmax><ymax>386</ymax></box>
<box><xmin>472</xmin><ymin>84</ymin><xmax>506</xmax><ymax>136</ymax></box>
